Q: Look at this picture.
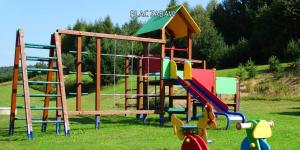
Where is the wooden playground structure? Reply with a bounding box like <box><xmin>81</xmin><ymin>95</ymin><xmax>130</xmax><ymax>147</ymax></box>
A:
<box><xmin>9</xmin><ymin>5</ymin><xmax>244</xmax><ymax>140</ymax></box>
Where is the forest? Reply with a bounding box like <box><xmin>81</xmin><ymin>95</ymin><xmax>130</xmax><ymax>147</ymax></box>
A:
<box><xmin>1</xmin><ymin>0</ymin><xmax>299</xmax><ymax>83</ymax></box>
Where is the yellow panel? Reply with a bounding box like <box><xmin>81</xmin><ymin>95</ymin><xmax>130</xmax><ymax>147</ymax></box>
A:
<box><xmin>167</xmin><ymin>13</ymin><xmax>188</xmax><ymax>38</ymax></box>
<box><xmin>170</xmin><ymin>60</ymin><xmax>178</xmax><ymax>79</ymax></box>
<box><xmin>184</xmin><ymin>61</ymin><xmax>192</xmax><ymax>80</ymax></box>
<box><xmin>179</xmin><ymin>6</ymin><xmax>201</xmax><ymax>34</ymax></box>
<box><xmin>171</xmin><ymin>114</ymin><xmax>185</xmax><ymax>140</ymax></box>
<box><xmin>253</xmin><ymin>120</ymin><xmax>272</xmax><ymax>138</ymax></box>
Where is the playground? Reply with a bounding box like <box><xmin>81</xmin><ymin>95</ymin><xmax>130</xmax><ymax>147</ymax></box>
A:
<box><xmin>1</xmin><ymin>1</ymin><xmax>300</xmax><ymax>150</ymax></box>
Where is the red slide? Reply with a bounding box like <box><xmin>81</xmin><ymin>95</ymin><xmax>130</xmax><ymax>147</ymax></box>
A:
<box><xmin>190</xmin><ymin>77</ymin><xmax>229</xmax><ymax>112</ymax></box>
<box><xmin>177</xmin><ymin>77</ymin><xmax>224</xmax><ymax>112</ymax></box>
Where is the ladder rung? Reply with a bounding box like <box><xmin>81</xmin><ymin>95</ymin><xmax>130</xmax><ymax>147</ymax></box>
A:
<box><xmin>126</xmin><ymin>97</ymin><xmax>137</xmax><ymax>100</ymax></box>
<box><xmin>68</xmin><ymin>93</ymin><xmax>89</xmax><ymax>96</ymax></box>
<box><xmin>15</xmin><ymin>118</ymin><xmax>41</xmax><ymax>121</ymax></box>
<box><xmin>69</xmin><ymin>71</ymin><xmax>89</xmax><ymax>75</ymax></box>
<box><xmin>16</xmin><ymin>94</ymin><xmax>61</xmax><ymax>97</ymax></box>
<box><xmin>18</xmin><ymin>81</ymin><xmax>61</xmax><ymax>85</ymax></box>
<box><xmin>27</xmin><ymin>68</ymin><xmax>59</xmax><ymax>72</ymax></box>
<box><xmin>26</xmin><ymin>56</ymin><xmax>57</xmax><ymax>61</ymax></box>
<box><xmin>25</xmin><ymin>43</ymin><xmax>56</xmax><ymax>49</ymax></box>
<box><xmin>32</xmin><ymin>120</ymin><xmax>64</xmax><ymax>123</ymax></box>
<box><xmin>16</xmin><ymin>106</ymin><xmax>63</xmax><ymax>110</ymax></box>
<box><xmin>127</xmin><ymin>104</ymin><xmax>136</xmax><ymax>107</ymax></box>
<box><xmin>69</xmin><ymin>51</ymin><xmax>88</xmax><ymax>54</ymax></box>
<box><xmin>126</xmin><ymin>89</ymin><xmax>137</xmax><ymax>91</ymax></box>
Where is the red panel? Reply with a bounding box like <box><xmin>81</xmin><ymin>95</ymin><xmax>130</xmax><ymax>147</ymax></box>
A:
<box><xmin>143</xmin><ymin>54</ymin><xmax>161</xmax><ymax>73</ymax></box>
<box><xmin>192</xmin><ymin>69</ymin><xmax>215</xmax><ymax>92</ymax></box>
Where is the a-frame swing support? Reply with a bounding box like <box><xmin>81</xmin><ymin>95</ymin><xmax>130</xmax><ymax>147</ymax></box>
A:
<box><xmin>9</xmin><ymin>29</ymin><xmax>70</xmax><ymax>139</ymax></box>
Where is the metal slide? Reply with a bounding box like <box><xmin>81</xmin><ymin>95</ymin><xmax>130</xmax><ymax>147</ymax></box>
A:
<box><xmin>177</xmin><ymin>76</ymin><xmax>246</xmax><ymax>129</ymax></box>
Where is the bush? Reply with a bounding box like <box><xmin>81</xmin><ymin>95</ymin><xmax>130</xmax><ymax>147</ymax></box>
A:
<box><xmin>290</xmin><ymin>58</ymin><xmax>300</xmax><ymax>73</ymax></box>
<box><xmin>268</xmin><ymin>55</ymin><xmax>282</xmax><ymax>72</ymax></box>
<box><xmin>245</xmin><ymin>59</ymin><xmax>257</xmax><ymax>78</ymax></box>
<box><xmin>236</xmin><ymin>63</ymin><xmax>247</xmax><ymax>80</ymax></box>
<box><xmin>285</xmin><ymin>39</ymin><xmax>300</xmax><ymax>61</ymax></box>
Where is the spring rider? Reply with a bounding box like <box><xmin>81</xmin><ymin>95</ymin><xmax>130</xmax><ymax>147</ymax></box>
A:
<box><xmin>236</xmin><ymin>120</ymin><xmax>274</xmax><ymax>150</ymax></box>
<box><xmin>171</xmin><ymin>104</ymin><xmax>217</xmax><ymax>150</ymax></box>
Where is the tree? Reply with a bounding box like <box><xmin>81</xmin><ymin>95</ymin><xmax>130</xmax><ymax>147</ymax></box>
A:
<box><xmin>168</xmin><ymin>0</ymin><xmax>178</xmax><ymax>7</ymax></box>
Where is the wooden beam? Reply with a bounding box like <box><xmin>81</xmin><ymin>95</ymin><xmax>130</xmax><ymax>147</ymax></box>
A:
<box><xmin>57</xmin><ymin>29</ymin><xmax>165</xmax><ymax>43</ymax></box>
<box><xmin>19</xmin><ymin>29</ymin><xmax>33</xmax><ymax>136</ymax></box>
<box><xmin>42</xmin><ymin>34</ymin><xmax>56</xmax><ymax>126</ymax></box>
<box><xmin>137</xmin><ymin>58</ymin><xmax>143</xmax><ymax>111</ymax></box>
<box><xmin>68</xmin><ymin>110</ymin><xmax>161</xmax><ymax>116</ymax></box>
<box><xmin>76</xmin><ymin>36</ymin><xmax>82</xmax><ymax>111</ymax></box>
<box><xmin>95</xmin><ymin>38</ymin><xmax>101</xmax><ymax>115</ymax></box>
<box><xmin>125</xmin><ymin>57</ymin><xmax>129</xmax><ymax>110</ymax></box>
<box><xmin>55</xmin><ymin>32</ymin><xmax>70</xmax><ymax>133</ymax></box>
<box><xmin>172</xmin><ymin>57</ymin><xmax>203</xmax><ymax>63</ymax></box>
<box><xmin>142</xmin><ymin>42</ymin><xmax>149</xmax><ymax>111</ymax></box>
<box><xmin>9</xmin><ymin>29</ymin><xmax>22</xmax><ymax>135</ymax></box>
<box><xmin>160</xmin><ymin>29</ymin><xmax>166</xmax><ymax>119</ymax></box>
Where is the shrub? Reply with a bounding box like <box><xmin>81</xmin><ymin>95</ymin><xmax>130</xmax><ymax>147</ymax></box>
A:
<box><xmin>268</xmin><ymin>55</ymin><xmax>282</xmax><ymax>72</ymax></box>
<box><xmin>285</xmin><ymin>39</ymin><xmax>300</xmax><ymax>61</ymax></box>
<box><xmin>290</xmin><ymin>58</ymin><xmax>300</xmax><ymax>73</ymax></box>
<box><xmin>236</xmin><ymin>63</ymin><xmax>247</xmax><ymax>80</ymax></box>
<box><xmin>245</xmin><ymin>59</ymin><xmax>257</xmax><ymax>78</ymax></box>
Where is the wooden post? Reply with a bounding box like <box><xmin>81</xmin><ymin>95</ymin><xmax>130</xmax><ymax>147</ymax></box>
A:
<box><xmin>203</xmin><ymin>60</ymin><xmax>206</xmax><ymax>69</ymax></box>
<box><xmin>19</xmin><ymin>29</ymin><xmax>33</xmax><ymax>139</ymax></box>
<box><xmin>42</xmin><ymin>34</ymin><xmax>56</xmax><ymax>132</ymax></box>
<box><xmin>125</xmin><ymin>57</ymin><xmax>129</xmax><ymax>111</ymax></box>
<box><xmin>186</xmin><ymin>32</ymin><xmax>192</xmax><ymax>122</ymax></box>
<box><xmin>9</xmin><ymin>30</ymin><xmax>22</xmax><ymax>135</ymax></box>
<box><xmin>142</xmin><ymin>42</ymin><xmax>149</xmax><ymax>111</ymax></box>
<box><xmin>76</xmin><ymin>36</ymin><xmax>82</xmax><ymax>111</ymax></box>
<box><xmin>56</xmin><ymin>72</ymin><xmax>62</xmax><ymax>133</ymax></box>
<box><xmin>55</xmin><ymin>32</ymin><xmax>70</xmax><ymax>135</ymax></box>
<box><xmin>137</xmin><ymin>57</ymin><xmax>143</xmax><ymax>118</ymax></box>
<box><xmin>169</xmin><ymin>39</ymin><xmax>174</xmax><ymax>108</ymax></box>
<box><xmin>159</xmin><ymin>29</ymin><xmax>166</xmax><ymax>125</ymax></box>
<box><xmin>234</xmin><ymin>76</ymin><xmax>240</xmax><ymax>112</ymax></box>
<box><xmin>142</xmin><ymin>42</ymin><xmax>149</xmax><ymax>120</ymax></box>
<box><xmin>95</xmin><ymin>38</ymin><xmax>101</xmax><ymax>128</ymax></box>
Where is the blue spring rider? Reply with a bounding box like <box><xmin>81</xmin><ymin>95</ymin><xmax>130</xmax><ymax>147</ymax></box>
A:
<box><xmin>236</xmin><ymin>120</ymin><xmax>274</xmax><ymax>150</ymax></box>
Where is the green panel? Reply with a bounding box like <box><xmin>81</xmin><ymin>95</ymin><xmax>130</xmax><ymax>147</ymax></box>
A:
<box><xmin>177</xmin><ymin>70</ymin><xmax>184</xmax><ymax>78</ymax></box>
<box><xmin>216</xmin><ymin>77</ymin><xmax>237</xmax><ymax>94</ymax></box>
<box><xmin>162</xmin><ymin>58</ymin><xmax>170</xmax><ymax>79</ymax></box>
<box><xmin>135</xmin><ymin>5</ymin><xmax>181</xmax><ymax>36</ymax></box>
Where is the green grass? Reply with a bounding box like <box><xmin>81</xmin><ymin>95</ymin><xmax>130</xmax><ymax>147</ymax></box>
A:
<box><xmin>0</xmin><ymin>63</ymin><xmax>300</xmax><ymax>149</ymax></box>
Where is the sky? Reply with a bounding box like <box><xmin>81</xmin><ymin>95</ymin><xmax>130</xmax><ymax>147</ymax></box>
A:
<box><xmin>0</xmin><ymin>0</ymin><xmax>217</xmax><ymax>67</ymax></box>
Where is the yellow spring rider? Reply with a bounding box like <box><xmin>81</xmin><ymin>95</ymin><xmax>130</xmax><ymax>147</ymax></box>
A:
<box><xmin>171</xmin><ymin>104</ymin><xmax>217</xmax><ymax>150</ymax></box>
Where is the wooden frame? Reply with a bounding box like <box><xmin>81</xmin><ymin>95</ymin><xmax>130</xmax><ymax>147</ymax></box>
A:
<box><xmin>57</xmin><ymin>30</ymin><xmax>165</xmax><ymax>123</ymax></box>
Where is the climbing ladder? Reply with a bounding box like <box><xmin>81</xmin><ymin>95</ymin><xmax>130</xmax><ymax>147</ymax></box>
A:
<box><xmin>9</xmin><ymin>29</ymin><xmax>70</xmax><ymax>140</ymax></box>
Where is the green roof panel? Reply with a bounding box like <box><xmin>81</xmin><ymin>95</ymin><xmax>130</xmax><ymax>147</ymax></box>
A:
<box><xmin>135</xmin><ymin>5</ymin><xmax>181</xmax><ymax>36</ymax></box>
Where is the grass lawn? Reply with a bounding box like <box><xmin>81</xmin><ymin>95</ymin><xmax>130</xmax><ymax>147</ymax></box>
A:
<box><xmin>0</xmin><ymin>82</ymin><xmax>300</xmax><ymax>149</ymax></box>
<box><xmin>0</xmin><ymin>63</ymin><xmax>299</xmax><ymax>149</ymax></box>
